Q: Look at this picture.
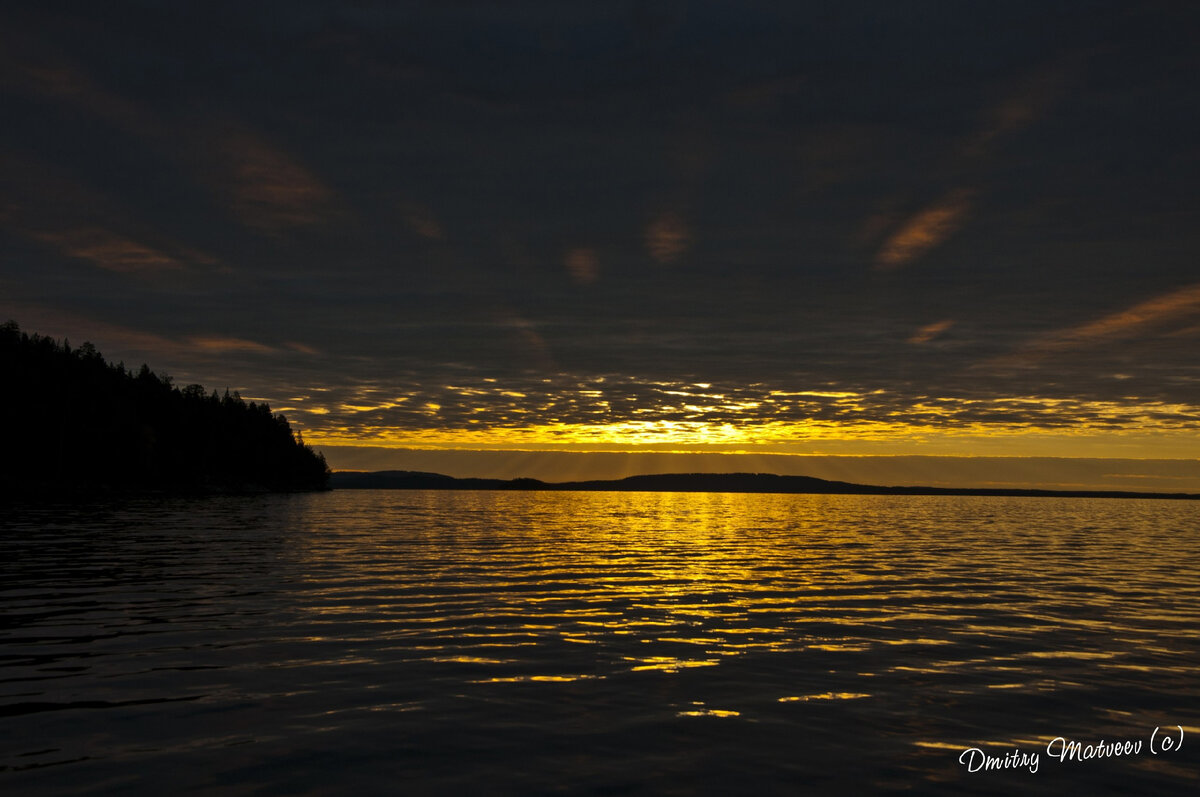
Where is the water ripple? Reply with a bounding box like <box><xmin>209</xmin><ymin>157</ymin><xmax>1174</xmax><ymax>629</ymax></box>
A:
<box><xmin>2</xmin><ymin>491</ymin><xmax>1198</xmax><ymax>794</ymax></box>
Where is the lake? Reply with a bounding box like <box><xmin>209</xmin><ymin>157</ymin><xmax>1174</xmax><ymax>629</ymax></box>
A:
<box><xmin>2</xmin><ymin>490</ymin><xmax>1197</xmax><ymax>794</ymax></box>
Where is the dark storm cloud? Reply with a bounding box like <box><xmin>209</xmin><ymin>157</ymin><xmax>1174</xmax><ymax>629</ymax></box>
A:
<box><xmin>3</xmin><ymin>1</ymin><xmax>1199</xmax><ymax>441</ymax></box>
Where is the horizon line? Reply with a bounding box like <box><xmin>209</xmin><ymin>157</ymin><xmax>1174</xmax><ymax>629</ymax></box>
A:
<box><xmin>330</xmin><ymin>469</ymin><xmax>1200</xmax><ymax>498</ymax></box>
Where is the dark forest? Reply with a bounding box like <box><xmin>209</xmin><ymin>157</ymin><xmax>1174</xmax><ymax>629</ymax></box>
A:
<box><xmin>1</xmin><ymin>322</ymin><xmax>329</xmax><ymax>494</ymax></box>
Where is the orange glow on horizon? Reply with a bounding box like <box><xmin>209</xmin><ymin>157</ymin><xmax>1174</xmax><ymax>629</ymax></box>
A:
<box><xmin>283</xmin><ymin>382</ymin><xmax>1200</xmax><ymax>460</ymax></box>
<box><xmin>300</xmin><ymin>414</ymin><xmax>1200</xmax><ymax>459</ymax></box>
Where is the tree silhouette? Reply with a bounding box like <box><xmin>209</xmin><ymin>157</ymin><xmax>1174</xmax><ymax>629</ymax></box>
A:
<box><xmin>0</xmin><ymin>321</ymin><xmax>329</xmax><ymax>493</ymax></box>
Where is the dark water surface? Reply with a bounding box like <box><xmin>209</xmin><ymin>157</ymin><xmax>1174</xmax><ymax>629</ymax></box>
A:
<box><xmin>2</xmin><ymin>490</ymin><xmax>1198</xmax><ymax>795</ymax></box>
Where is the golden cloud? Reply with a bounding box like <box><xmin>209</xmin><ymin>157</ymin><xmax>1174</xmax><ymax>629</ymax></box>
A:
<box><xmin>874</xmin><ymin>189</ymin><xmax>973</xmax><ymax>270</ymax></box>
<box><xmin>188</xmin><ymin>336</ymin><xmax>277</xmax><ymax>354</ymax></box>
<box><xmin>0</xmin><ymin>308</ymin><xmax>278</xmax><ymax>362</ymax></box>
<box><xmin>215</xmin><ymin>128</ymin><xmax>334</xmax><ymax>233</ymax></box>
<box><xmin>0</xmin><ymin>40</ymin><xmax>162</xmax><ymax>140</ymax></box>
<box><xmin>645</xmin><ymin>211</ymin><xmax>690</xmax><ymax>264</ymax></box>
<box><xmin>964</xmin><ymin>59</ymin><xmax>1076</xmax><ymax>158</ymax></box>
<box><xmin>33</xmin><ymin>227</ymin><xmax>184</xmax><ymax>273</ymax></box>
<box><xmin>1016</xmin><ymin>282</ymin><xmax>1200</xmax><ymax>358</ymax></box>
<box><xmin>908</xmin><ymin>319</ymin><xmax>956</xmax><ymax>344</ymax></box>
<box><xmin>565</xmin><ymin>247</ymin><xmax>599</xmax><ymax>285</ymax></box>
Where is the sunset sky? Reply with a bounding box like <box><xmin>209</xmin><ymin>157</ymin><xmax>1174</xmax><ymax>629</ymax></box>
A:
<box><xmin>3</xmin><ymin>2</ymin><xmax>1199</xmax><ymax>489</ymax></box>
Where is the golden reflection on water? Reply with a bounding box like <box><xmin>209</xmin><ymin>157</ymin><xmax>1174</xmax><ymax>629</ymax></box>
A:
<box><xmin>287</xmin><ymin>490</ymin><xmax>1200</xmax><ymax>701</ymax></box>
<box><xmin>253</xmin><ymin>489</ymin><xmax>1200</xmax><ymax>794</ymax></box>
<box><xmin>4</xmin><ymin>490</ymin><xmax>1200</xmax><ymax>794</ymax></box>
<box><xmin>778</xmin><ymin>692</ymin><xmax>871</xmax><ymax>702</ymax></box>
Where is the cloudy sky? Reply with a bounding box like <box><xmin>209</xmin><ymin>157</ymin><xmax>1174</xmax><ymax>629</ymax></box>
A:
<box><xmin>3</xmin><ymin>2</ymin><xmax>1199</xmax><ymax>487</ymax></box>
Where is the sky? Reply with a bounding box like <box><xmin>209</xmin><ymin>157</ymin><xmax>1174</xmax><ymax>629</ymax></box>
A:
<box><xmin>3</xmin><ymin>2</ymin><xmax>1199</xmax><ymax>489</ymax></box>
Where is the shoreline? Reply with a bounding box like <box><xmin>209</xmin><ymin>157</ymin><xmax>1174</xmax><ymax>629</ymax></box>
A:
<box><xmin>329</xmin><ymin>470</ymin><xmax>1200</xmax><ymax>500</ymax></box>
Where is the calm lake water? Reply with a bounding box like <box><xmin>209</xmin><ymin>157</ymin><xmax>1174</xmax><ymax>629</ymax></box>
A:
<box><xmin>2</xmin><ymin>490</ymin><xmax>1198</xmax><ymax>795</ymax></box>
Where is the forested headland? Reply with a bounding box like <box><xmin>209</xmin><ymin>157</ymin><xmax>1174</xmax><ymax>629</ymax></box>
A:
<box><xmin>1</xmin><ymin>322</ymin><xmax>329</xmax><ymax>494</ymax></box>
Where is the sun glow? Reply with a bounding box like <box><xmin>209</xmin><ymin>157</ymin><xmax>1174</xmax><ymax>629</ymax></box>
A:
<box><xmin>284</xmin><ymin>377</ymin><xmax>1200</xmax><ymax>460</ymax></box>
<box><xmin>303</xmin><ymin>417</ymin><xmax>1200</xmax><ymax>459</ymax></box>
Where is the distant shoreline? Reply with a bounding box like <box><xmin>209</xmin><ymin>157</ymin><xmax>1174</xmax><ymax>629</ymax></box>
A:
<box><xmin>330</xmin><ymin>470</ymin><xmax>1200</xmax><ymax>500</ymax></box>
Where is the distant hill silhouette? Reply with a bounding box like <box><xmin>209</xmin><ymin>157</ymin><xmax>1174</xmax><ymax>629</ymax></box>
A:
<box><xmin>331</xmin><ymin>470</ymin><xmax>1199</xmax><ymax>500</ymax></box>
<box><xmin>1</xmin><ymin>321</ymin><xmax>329</xmax><ymax>494</ymax></box>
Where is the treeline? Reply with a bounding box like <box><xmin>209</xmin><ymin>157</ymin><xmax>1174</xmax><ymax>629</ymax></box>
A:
<box><xmin>1</xmin><ymin>322</ymin><xmax>329</xmax><ymax>493</ymax></box>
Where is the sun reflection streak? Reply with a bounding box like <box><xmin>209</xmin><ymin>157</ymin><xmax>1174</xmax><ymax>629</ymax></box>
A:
<box><xmin>283</xmin><ymin>488</ymin><xmax>1200</xmax><ymax>730</ymax></box>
